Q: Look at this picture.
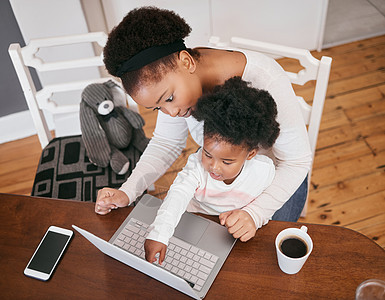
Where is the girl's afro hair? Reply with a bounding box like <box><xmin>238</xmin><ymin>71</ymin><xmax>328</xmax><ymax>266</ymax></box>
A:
<box><xmin>192</xmin><ymin>77</ymin><xmax>280</xmax><ymax>150</ymax></box>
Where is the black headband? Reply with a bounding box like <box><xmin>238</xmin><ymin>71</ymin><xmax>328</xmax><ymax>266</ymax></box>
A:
<box><xmin>116</xmin><ymin>40</ymin><xmax>187</xmax><ymax>77</ymax></box>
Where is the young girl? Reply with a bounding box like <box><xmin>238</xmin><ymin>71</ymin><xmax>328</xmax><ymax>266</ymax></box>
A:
<box><xmin>144</xmin><ymin>77</ymin><xmax>279</xmax><ymax>264</ymax></box>
<box><xmin>96</xmin><ymin>6</ymin><xmax>311</xmax><ymax>228</ymax></box>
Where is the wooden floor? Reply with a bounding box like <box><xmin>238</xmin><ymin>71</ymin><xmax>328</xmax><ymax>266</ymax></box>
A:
<box><xmin>1</xmin><ymin>35</ymin><xmax>384</xmax><ymax>249</ymax></box>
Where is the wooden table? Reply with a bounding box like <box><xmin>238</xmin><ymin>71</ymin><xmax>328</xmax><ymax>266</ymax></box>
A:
<box><xmin>0</xmin><ymin>193</ymin><xmax>384</xmax><ymax>299</ymax></box>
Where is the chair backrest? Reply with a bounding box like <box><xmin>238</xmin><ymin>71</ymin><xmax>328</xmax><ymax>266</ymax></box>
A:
<box><xmin>209</xmin><ymin>36</ymin><xmax>332</xmax><ymax>182</ymax></box>
<box><xmin>8</xmin><ymin>32</ymin><xmax>138</xmax><ymax>149</ymax></box>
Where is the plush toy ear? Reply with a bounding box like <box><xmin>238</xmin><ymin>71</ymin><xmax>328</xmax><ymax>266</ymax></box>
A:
<box><xmin>103</xmin><ymin>79</ymin><xmax>119</xmax><ymax>89</ymax></box>
<box><xmin>122</xmin><ymin>108</ymin><xmax>145</xmax><ymax>129</ymax></box>
<box><xmin>80</xmin><ymin>101</ymin><xmax>111</xmax><ymax>167</ymax></box>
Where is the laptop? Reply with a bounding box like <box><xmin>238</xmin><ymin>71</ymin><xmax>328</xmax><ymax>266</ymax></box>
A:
<box><xmin>72</xmin><ymin>194</ymin><xmax>237</xmax><ymax>299</ymax></box>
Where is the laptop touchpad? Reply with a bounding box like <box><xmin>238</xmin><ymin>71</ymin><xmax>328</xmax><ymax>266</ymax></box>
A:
<box><xmin>174</xmin><ymin>212</ymin><xmax>209</xmax><ymax>245</ymax></box>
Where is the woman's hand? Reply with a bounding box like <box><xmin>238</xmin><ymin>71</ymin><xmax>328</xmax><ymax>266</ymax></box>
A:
<box><xmin>95</xmin><ymin>188</ymin><xmax>130</xmax><ymax>215</ymax></box>
<box><xmin>144</xmin><ymin>239</ymin><xmax>167</xmax><ymax>265</ymax></box>
<box><xmin>219</xmin><ymin>209</ymin><xmax>256</xmax><ymax>242</ymax></box>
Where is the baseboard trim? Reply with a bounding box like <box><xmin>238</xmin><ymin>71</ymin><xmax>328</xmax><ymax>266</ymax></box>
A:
<box><xmin>0</xmin><ymin>111</ymin><xmax>45</xmax><ymax>144</ymax></box>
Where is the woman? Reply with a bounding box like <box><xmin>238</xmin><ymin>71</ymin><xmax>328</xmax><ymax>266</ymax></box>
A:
<box><xmin>95</xmin><ymin>6</ymin><xmax>311</xmax><ymax>232</ymax></box>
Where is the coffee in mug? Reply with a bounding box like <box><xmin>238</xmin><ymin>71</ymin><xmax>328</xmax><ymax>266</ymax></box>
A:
<box><xmin>275</xmin><ymin>225</ymin><xmax>313</xmax><ymax>274</ymax></box>
<box><xmin>279</xmin><ymin>236</ymin><xmax>308</xmax><ymax>258</ymax></box>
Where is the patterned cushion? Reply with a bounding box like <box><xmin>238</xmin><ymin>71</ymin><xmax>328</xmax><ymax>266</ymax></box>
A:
<box><xmin>31</xmin><ymin>135</ymin><xmax>144</xmax><ymax>202</ymax></box>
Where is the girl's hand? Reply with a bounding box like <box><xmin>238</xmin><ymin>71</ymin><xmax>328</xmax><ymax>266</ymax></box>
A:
<box><xmin>95</xmin><ymin>188</ymin><xmax>130</xmax><ymax>215</ymax></box>
<box><xmin>144</xmin><ymin>239</ymin><xmax>167</xmax><ymax>264</ymax></box>
<box><xmin>219</xmin><ymin>209</ymin><xmax>256</xmax><ymax>242</ymax></box>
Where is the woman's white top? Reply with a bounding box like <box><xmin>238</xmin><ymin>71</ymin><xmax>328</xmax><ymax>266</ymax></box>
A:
<box><xmin>120</xmin><ymin>49</ymin><xmax>312</xmax><ymax>229</ymax></box>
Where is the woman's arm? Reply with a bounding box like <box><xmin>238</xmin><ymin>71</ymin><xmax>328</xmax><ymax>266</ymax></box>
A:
<box><xmin>244</xmin><ymin>72</ymin><xmax>312</xmax><ymax>228</ymax></box>
<box><xmin>119</xmin><ymin>111</ymin><xmax>189</xmax><ymax>204</ymax></box>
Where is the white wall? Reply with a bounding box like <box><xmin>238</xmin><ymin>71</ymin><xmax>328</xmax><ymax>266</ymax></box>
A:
<box><xmin>101</xmin><ymin>0</ymin><xmax>328</xmax><ymax>50</ymax></box>
<box><xmin>211</xmin><ymin>0</ymin><xmax>328</xmax><ymax>51</ymax></box>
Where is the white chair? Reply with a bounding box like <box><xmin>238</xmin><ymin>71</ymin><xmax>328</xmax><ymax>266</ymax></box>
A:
<box><xmin>8</xmin><ymin>32</ymin><xmax>138</xmax><ymax>149</ymax></box>
<box><xmin>209</xmin><ymin>36</ymin><xmax>332</xmax><ymax>215</ymax></box>
<box><xmin>8</xmin><ymin>32</ymin><xmax>143</xmax><ymax>202</ymax></box>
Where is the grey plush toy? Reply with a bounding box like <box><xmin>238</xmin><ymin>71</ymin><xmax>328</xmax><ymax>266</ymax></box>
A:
<box><xmin>80</xmin><ymin>80</ymin><xmax>149</xmax><ymax>174</ymax></box>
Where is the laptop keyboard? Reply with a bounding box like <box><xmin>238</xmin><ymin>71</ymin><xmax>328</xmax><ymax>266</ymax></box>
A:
<box><xmin>112</xmin><ymin>218</ymin><xmax>219</xmax><ymax>292</ymax></box>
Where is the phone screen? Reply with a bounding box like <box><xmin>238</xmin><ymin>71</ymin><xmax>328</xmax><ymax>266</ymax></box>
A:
<box><xmin>27</xmin><ymin>231</ymin><xmax>71</xmax><ymax>274</ymax></box>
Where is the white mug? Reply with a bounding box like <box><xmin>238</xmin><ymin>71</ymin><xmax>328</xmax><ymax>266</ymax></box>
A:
<box><xmin>275</xmin><ymin>225</ymin><xmax>313</xmax><ymax>274</ymax></box>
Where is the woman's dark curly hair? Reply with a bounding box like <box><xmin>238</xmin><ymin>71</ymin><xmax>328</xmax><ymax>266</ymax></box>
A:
<box><xmin>103</xmin><ymin>6</ymin><xmax>199</xmax><ymax>95</ymax></box>
<box><xmin>192</xmin><ymin>77</ymin><xmax>280</xmax><ymax>150</ymax></box>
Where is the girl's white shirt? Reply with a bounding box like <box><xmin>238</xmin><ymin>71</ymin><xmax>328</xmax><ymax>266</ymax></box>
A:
<box><xmin>146</xmin><ymin>149</ymin><xmax>275</xmax><ymax>245</ymax></box>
